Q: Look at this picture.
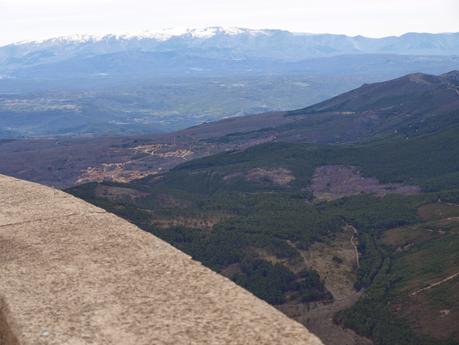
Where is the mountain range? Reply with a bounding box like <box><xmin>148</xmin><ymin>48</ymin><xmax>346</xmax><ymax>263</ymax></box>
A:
<box><xmin>2</xmin><ymin>29</ymin><xmax>459</xmax><ymax>71</ymax></box>
<box><xmin>2</xmin><ymin>29</ymin><xmax>459</xmax><ymax>79</ymax></box>
<box><xmin>0</xmin><ymin>28</ymin><xmax>458</xmax><ymax>138</ymax></box>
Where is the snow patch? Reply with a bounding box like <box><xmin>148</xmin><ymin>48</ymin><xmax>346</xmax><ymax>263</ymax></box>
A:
<box><xmin>9</xmin><ymin>27</ymin><xmax>273</xmax><ymax>46</ymax></box>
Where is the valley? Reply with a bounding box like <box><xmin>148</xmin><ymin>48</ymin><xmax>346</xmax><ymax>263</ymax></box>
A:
<box><xmin>68</xmin><ymin>125</ymin><xmax>459</xmax><ymax>345</ymax></box>
<box><xmin>1</xmin><ymin>70</ymin><xmax>459</xmax><ymax>345</ymax></box>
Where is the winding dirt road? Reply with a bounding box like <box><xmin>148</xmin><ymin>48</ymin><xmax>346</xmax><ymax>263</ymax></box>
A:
<box><xmin>410</xmin><ymin>272</ymin><xmax>459</xmax><ymax>296</ymax></box>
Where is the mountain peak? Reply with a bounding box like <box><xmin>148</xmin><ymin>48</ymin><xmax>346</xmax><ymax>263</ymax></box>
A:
<box><xmin>442</xmin><ymin>70</ymin><xmax>459</xmax><ymax>82</ymax></box>
<box><xmin>290</xmin><ymin>71</ymin><xmax>459</xmax><ymax>116</ymax></box>
<box><xmin>404</xmin><ymin>72</ymin><xmax>439</xmax><ymax>84</ymax></box>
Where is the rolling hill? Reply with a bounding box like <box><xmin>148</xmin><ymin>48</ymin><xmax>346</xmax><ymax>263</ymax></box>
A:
<box><xmin>179</xmin><ymin>70</ymin><xmax>459</xmax><ymax>143</ymax></box>
<box><xmin>0</xmin><ymin>71</ymin><xmax>458</xmax><ymax>189</ymax></box>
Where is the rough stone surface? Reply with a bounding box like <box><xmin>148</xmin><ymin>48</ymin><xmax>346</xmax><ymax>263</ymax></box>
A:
<box><xmin>0</xmin><ymin>174</ymin><xmax>323</xmax><ymax>345</ymax></box>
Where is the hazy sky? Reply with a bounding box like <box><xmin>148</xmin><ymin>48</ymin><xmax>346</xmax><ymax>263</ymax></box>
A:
<box><xmin>1</xmin><ymin>0</ymin><xmax>458</xmax><ymax>45</ymax></box>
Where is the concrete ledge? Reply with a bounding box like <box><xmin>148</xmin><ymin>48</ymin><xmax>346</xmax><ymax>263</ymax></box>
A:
<box><xmin>0</xmin><ymin>175</ymin><xmax>323</xmax><ymax>345</ymax></box>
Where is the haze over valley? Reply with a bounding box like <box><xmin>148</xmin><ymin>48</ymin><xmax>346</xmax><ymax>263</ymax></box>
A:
<box><xmin>1</xmin><ymin>29</ymin><xmax>458</xmax><ymax>137</ymax></box>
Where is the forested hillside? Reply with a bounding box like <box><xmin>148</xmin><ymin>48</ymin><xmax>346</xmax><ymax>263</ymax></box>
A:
<box><xmin>69</xmin><ymin>125</ymin><xmax>459</xmax><ymax>345</ymax></box>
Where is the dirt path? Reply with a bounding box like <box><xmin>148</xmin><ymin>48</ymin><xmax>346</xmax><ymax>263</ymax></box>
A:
<box><xmin>346</xmin><ymin>224</ymin><xmax>360</xmax><ymax>269</ymax></box>
<box><xmin>410</xmin><ymin>272</ymin><xmax>459</xmax><ymax>296</ymax></box>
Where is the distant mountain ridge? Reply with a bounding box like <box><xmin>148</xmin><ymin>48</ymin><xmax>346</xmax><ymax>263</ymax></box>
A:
<box><xmin>1</xmin><ymin>28</ymin><xmax>459</xmax><ymax>73</ymax></box>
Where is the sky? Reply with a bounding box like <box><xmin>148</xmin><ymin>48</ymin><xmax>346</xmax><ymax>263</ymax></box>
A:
<box><xmin>1</xmin><ymin>0</ymin><xmax>458</xmax><ymax>45</ymax></box>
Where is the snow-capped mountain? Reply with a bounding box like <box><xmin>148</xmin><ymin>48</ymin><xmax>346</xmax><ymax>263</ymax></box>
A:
<box><xmin>1</xmin><ymin>27</ymin><xmax>459</xmax><ymax>73</ymax></box>
<box><xmin>16</xmin><ymin>27</ymin><xmax>271</xmax><ymax>45</ymax></box>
